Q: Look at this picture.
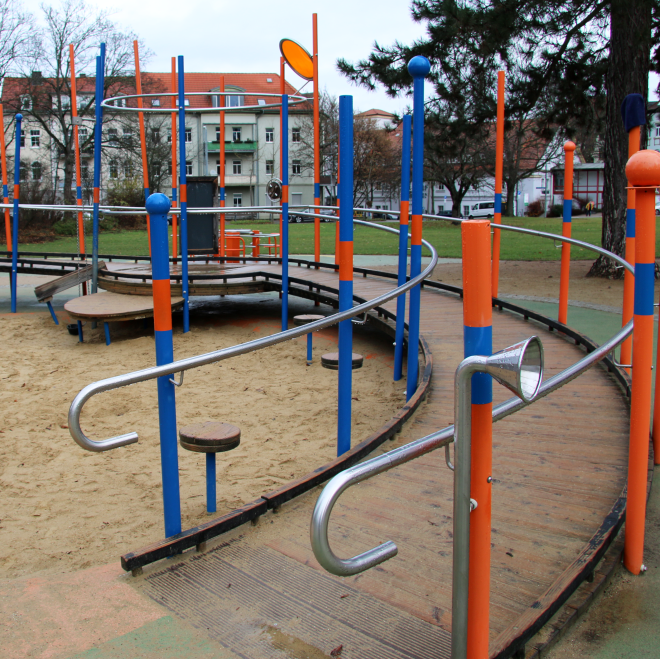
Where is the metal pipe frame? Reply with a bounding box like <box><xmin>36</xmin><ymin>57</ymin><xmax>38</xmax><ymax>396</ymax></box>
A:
<box><xmin>68</xmin><ymin>222</ymin><xmax>439</xmax><ymax>452</ymax></box>
<box><xmin>100</xmin><ymin>91</ymin><xmax>308</xmax><ymax>114</ymax></box>
<box><xmin>308</xmin><ymin>233</ymin><xmax>633</xmax><ymax>577</ymax></box>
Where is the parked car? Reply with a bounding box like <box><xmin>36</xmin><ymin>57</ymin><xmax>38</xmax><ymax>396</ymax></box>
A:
<box><xmin>656</xmin><ymin>201</ymin><xmax>660</xmax><ymax>216</ymax></box>
<box><xmin>288</xmin><ymin>208</ymin><xmax>335</xmax><ymax>223</ymax></box>
<box><xmin>371</xmin><ymin>212</ymin><xmax>398</xmax><ymax>221</ymax></box>
<box><xmin>468</xmin><ymin>201</ymin><xmax>495</xmax><ymax>219</ymax></box>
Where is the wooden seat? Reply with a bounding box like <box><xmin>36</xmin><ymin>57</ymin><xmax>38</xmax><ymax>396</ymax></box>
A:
<box><xmin>179</xmin><ymin>422</ymin><xmax>241</xmax><ymax>453</ymax></box>
<box><xmin>293</xmin><ymin>314</ymin><xmax>325</xmax><ymax>326</ymax></box>
<box><xmin>321</xmin><ymin>352</ymin><xmax>364</xmax><ymax>370</ymax></box>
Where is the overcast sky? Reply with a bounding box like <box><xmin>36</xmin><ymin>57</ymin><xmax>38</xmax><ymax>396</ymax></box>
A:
<box><xmin>21</xmin><ymin>0</ymin><xmax>660</xmax><ymax>108</ymax></box>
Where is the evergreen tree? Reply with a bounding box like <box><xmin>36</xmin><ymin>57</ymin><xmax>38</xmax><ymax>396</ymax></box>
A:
<box><xmin>339</xmin><ymin>0</ymin><xmax>658</xmax><ymax>276</ymax></box>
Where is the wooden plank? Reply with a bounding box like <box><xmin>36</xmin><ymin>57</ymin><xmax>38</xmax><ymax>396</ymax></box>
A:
<box><xmin>34</xmin><ymin>261</ymin><xmax>104</xmax><ymax>301</ymax></box>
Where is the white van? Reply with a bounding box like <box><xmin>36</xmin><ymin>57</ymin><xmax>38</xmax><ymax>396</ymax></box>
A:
<box><xmin>468</xmin><ymin>201</ymin><xmax>495</xmax><ymax>219</ymax></box>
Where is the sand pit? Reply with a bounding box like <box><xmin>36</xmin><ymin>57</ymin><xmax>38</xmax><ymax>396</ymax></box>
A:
<box><xmin>0</xmin><ymin>299</ymin><xmax>406</xmax><ymax>579</ymax></box>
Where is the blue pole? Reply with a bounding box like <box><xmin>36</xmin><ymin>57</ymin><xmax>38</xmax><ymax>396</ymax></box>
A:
<box><xmin>406</xmin><ymin>56</ymin><xmax>430</xmax><ymax>401</ymax></box>
<box><xmin>46</xmin><ymin>300</ymin><xmax>59</xmax><ymax>325</ymax></box>
<box><xmin>147</xmin><ymin>192</ymin><xmax>182</xmax><ymax>538</ymax></box>
<box><xmin>281</xmin><ymin>94</ymin><xmax>289</xmax><ymax>331</ymax></box>
<box><xmin>91</xmin><ymin>45</ymin><xmax>105</xmax><ymax>295</ymax></box>
<box><xmin>206</xmin><ymin>453</ymin><xmax>216</xmax><ymax>513</ymax></box>
<box><xmin>77</xmin><ymin>320</ymin><xmax>83</xmax><ymax>342</ymax></box>
<box><xmin>337</xmin><ymin>95</ymin><xmax>354</xmax><ymax>456</ymax></box>
<box><xmin>177</xmin><ymin>56</ymin><xmax>190</xmax><ymax>333</ymax></box>
<box><xmin>103</xmin><ymin>321</ymin><xmax>111</xmax><ymax>345</ymax></box>
<box><xmin>307</xmin><ymin>332</ymin><xmax>313</xmax><ymax>364</ymax></box>
<box><xmin>10</xmin><ymin>113</ymin><xmax>21</xmax><ymax>314</ymax></box>
<box><xmin>394</xmin><ymin>114</ymin><xmax>411</xmax><ymax>381</ymax></box>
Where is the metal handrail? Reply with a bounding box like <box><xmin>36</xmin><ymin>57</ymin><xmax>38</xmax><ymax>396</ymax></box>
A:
<box><xmin>68</xmin><ymin>220</ymin><xmax>439</xmax><ymax>452</ymax></box>
<box><xmin>310</xmin><ymin>228</ymin><xmax>634</xmax><ymax>576</ymax></box>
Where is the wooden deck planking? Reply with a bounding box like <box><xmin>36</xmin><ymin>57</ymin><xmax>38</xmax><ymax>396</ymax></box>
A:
<box><xmin>137</xmin><ymin>264</ymin><xmax>629</xmax><ymax>658</ymax></box>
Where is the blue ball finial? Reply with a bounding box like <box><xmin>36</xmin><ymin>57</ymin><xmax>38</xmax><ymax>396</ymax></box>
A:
<box><xmin>407</xmin><ymin>56</ymin><xmax>431</xmax><ymax>78</ymax></box>
<box><xmin>145</xmin><ymin>192</ymin><xmax>171</xmax><ymax>216</ymax></box>
<box><xmin>15</xmin><ymin>113</ymin><xmax>22</xmax><ymax>121</ymax></box>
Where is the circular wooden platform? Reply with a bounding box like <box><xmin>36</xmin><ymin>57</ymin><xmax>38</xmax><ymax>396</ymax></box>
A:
<box><xmin>64</xmin><ymin>292</ymin><xmax>184</xmax><ymax>321</ymax></box>
<box><xmin>179</xmin><ymin>421</ymin><xmax>241</xmax><ymax>453</ymax></box>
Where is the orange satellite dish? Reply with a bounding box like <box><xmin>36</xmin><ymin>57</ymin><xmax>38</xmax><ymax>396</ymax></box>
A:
<box><xmin>279</xmin><ymin>39</ymin><xmax>314</xmax><ymax>81</ymax></box>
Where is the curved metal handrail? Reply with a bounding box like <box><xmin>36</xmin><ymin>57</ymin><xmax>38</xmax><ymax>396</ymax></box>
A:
<box><xmin>68</xmin><ymin>221</ymin><xmax>438</xmax><ymax>452</ymax></box>
<box><xmin>310</xmin><ymin>231</ymin><xmax>634</xmax><ymax>576</ymax></box>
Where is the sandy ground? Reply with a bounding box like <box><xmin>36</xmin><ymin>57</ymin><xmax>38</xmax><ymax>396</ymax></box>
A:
<box><xmin>0</xmin><ymin>299</ymin><xmax>405</xmax><ymax>579</ymax></box>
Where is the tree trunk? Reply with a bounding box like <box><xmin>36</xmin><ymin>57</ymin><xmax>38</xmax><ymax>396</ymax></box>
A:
<box><xmin>505</xmin><ymin>182</ymin><xmax>516</xmax><ymax>218</ymax></box>
<box><xmin>588</xmin><ymin>0</ymin><xmax>651</xmax><ymax>278</ymax></box>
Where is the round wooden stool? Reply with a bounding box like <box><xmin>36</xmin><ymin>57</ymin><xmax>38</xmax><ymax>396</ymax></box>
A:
<box><xmin>179</xmin><ymin>422</ymin><xmax>241</xmax><ymax>514</ymax></box>
<box><xmin>293</xmin><ymin>314</ymin><xmax>325</xmax><ymax>364</ymax></box>
<box><xmin>321</xmin><ymin>352</ymin><xmax>364</xmax><ymax>370</ymax></box>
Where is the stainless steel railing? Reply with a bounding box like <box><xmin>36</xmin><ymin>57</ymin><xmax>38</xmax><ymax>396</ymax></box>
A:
<box><xmin>68</xmin><ymin>220</ymin><xmax>438</xmax><ymax>452</ymax></box>
<box><xmin>310</xmin><ymin>225</ymin><xmax>634</xmax><ymax>576</ymax></box>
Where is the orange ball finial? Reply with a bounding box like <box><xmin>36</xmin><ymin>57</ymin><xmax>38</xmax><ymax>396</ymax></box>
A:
<box><xmin>564</xmin><ymin>141</ymin><xmax>576</xmax><ymax>152</ymax></box>
<box><xmin>626</xmin><ymin>150</ymin><xmax>660</xmax><ymax>188</ymax></box>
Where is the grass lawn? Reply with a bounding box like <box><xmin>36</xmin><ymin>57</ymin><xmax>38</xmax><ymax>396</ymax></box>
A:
<box><xmin>5</xmin><ymin>215</ymin><xmax>653</xmax><ymax>261</ymax></box>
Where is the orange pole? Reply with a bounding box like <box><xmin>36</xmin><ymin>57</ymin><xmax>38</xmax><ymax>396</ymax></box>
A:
<box><xmin>624</xmin><ymin>150</ymin><xmax>660</xmax><ymax>574</ymax></box>
<box><xmin>558</xmin><ymin>141</ymin><xmax>576</xmax><ymax>325</ymax></box>
<box><xmin>313</xmin><ymin>13</ymin><xmax>321</xmax><ymax>264</ymax></box>
<box><xmin>69</xmin><ymin>45</ymin><xmax>87</xmax><ymax>294</ymax></box>
<box><xmin>170</xmin><ymin>58</ymin><xmax>178</xmax><ymax>260</ymax></box>
<box><xmin>279</xmin><ymin>58</ymin><xmax>285</xmax><ymax>258</ymax></box>
<box><xmin>0</xmin><ymin>106</ymin><xmax>11</xmax><ymax>251</ymax></box>
<box><xmin>219</xmin><ymin>75</ymin><xmax>225</xmax><ymax>257</ymax></box>
<box><xmin>461</xmin><ymin>220</ymin><xmax>493</xmax><ymax>659</ymax></box>
<box><xmin>622</xmin><ymin>127</ymin><xmax>639</xmax><ymax>375</ymax></box>
<box><xmin>491</xmin><ymin>70</ymin><xmax>504</xmax><ymax>297</ymax></box>
<box><xmin>133</xmin><ymin>41</ymin><xmax>150</xmax><ymax>252</ymax></box>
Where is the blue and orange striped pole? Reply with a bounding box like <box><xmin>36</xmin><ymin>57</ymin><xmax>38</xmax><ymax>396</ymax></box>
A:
<box><xmin>170</xmin><ymin>58</ymin><xmax>178</xmax><ymax>261</ymax></box>
<box><xmin>558</xmin><ymin>141</ymin><xmax>575</xmax><ymax>325</ymax></box>
<box><xmin>281</xmin><ymin>93</ymin><xmax>289</xmax><ymax>331</ymax></box>
<box><xmin>177</xmin><ymin>55</ymin><xmax>190</xmax><ymax>333</ymax></box>
<box><xmin>91</xmin><ymin>44</ymin><xmax>105</xmax><ymax>296</ymax></box>
<box><xmin>337</xmin><ymin>94</ymin><xmax>354</xmax><ymax>456</ymax></box>
<box><xmin>621</xmin><ymin>94</ymin><xmax>644</xmax><ymax>375</ymax></box>
<box><xmin>10</xmin><ymin>113</ymin><xmax>22</xmax><ymax>314</ymax></box>
<box><xmin>146</xmin><ymin>193</ymin><xmax>182</xmax><ymax>538</ymax></box>
<box><xmin>406</xmin><ymin>56</ymin><xmax>430</xmax><ymax>401</ymax></box>
<box><xmin>624</xmin><ymin>150</ymin><xmax>660</xmax><ymax>575</ymax></box>
<box><xmin>0</xmin><ymin>106</ymin><xmax>10</xmax><ymax>254</ymax></box>
<box><xmin>491</xmin><ymin>70</ymin><xmax>504</xmax><ymax>297</ymax></box>
<box><xmin>461</xmin><ymin>219</ymin><xmax>493</xmax><ymax>659</ymax></box>
<box><xmin>312</xmin><ymin>13</ymin><xmax>321</xmax><ymax>264</ymax></box>
<box><xmin>394</xmin><ymin>114</ymin><xmax>411</xmax><ymax>382</ymax></box>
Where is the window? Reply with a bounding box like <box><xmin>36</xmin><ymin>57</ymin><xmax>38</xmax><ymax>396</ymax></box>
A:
<box><xmin>108</xmin><ymin>128</ymin><xmax>118</xmax><ymax>146</ymax></box>
<box><xmin>227</xmin><ymin>95</ymin><xmax>244</xmax><ymax>107</ymax></box>
<box><xmin>167</xmin><ymin>162</ymin><xmax>172</xmax><ymax>176</ymax></box>
<box><xmin>151</xmin><ymin>99</ymin><xmax>160</xmax><ymax>107</ymax></box>
<box><xmin>123</xmin><ymin>163</ymin><xmax>133</xmax><ymax>178</ymax></box>
<box><xmin>167</xmin><ymin>132</ymin><xmax>171</xmax><ymax>143</ymax></box>
<box><xmin>233</xmin><ymin>193</ymin><xmax>242</xmax><ymax>207</ymax></box>
<box><xmin>123</xmin><ymin>128</ymin><xmax>133</xmax><ymax>143</ymax></box>
<box><xmin>292</xmin><ymin>127</ymin><xmax>300</xmax><ymax>142</ymax></box>
<box><xmin>151</xmin><ymin>128</ymin><xmax>160</xmax><ymax>142</ymax></box>
<box><xmin>81</xmin><ymin>161</ymin><xmax>89</xmax><ymax>179</ymax></box>
<box><xmin>113</xmin><ymin>98</ymin><xmax>126</xmax><ymax>108</ymax></box>
<box><xmin>266</xmin><ymin>160</ymin><xmax>274</xmax><ymax>175</ymax></box>
<box><xmin>232</xmin><ymin>160</ymin><xmax>242</xmax><ymax>175</ymax></box>
<box><xmin>656</xmin><ymin>138</ymin><xmax>660</xmax><ymax>145</ymax></box>
<box><xmin>109</xmin><ymin>160</ymin><xmax>119</xmax><ymax>179</ymax></box>
<box><xmin>375</xmin><ymin>182</ymin><xmax>382</xmax><ymax>191</ymax></box>
<box><xmin>265</xmin><ymin>128</ymin><xmax>274</xmax><ymax>143</ymax></box>
<box><xmin>184</xmin><ymin>99</ymin><xmax>190</xmax><ymax>106</ymax></box>
<box><xmin>19</xmin><ymin>160</ymin><xmax>27</xmax><ymax>181</ymax></box>
<box><xmin>258</xmin><ymin>99</ymin><xmax>266</xmax><ymax>106</ymax></box>
<box><xmin>463</xmin><ymin>205</ymin><xmax>470</xmax><ymax>216</ymax></box>
<box><xmin>78</xmin><ymin>127</ymin><xmax>88</xmax><ymax>142</ymax></box>
<box><xmin>185</xmin><ymin>128</ymin><xmax>192</xmax><ymax>143</ymax></box>
<box><xmin>20</xmin><ymin>95</ymin><xmax>31</xmax><ymax>111</ymax></box>
<box><xmin>292</xmin><ymin>160</ymin><xmax>301</xmax><ymax>175</ymax></box>
<box><xmin>30</xmin><ymin>129</ymin><xmax>40</xmax><ymax>148</ymax></box>
<box><xmin>153</xmin><ymin>163</ymin><xmax>161</xmax><ymax>177</ymax></box>
<box><xmin>232</xmin><ymin>127</ymin><xmax>241</xmax><ymax>142</ymax></box>
<box><xmin>437</xmin><ymin>205</ymin><xmax>444</xmax><ymax>213</ymax></box>
<box><xmin>19</xmin><ymin>127</ymin><xmax>24</xmax><ymax>148</ymax></box>
<box><xmin>216</xmin><ymin>161</ymin><xmax>221</xmax><ymax>175</ymax></box>
<box><xmin>31</xmin><ymin>161</ymin><xmax>41</xmax><ymax>181</ymax></box>
<box><xmin>186</xmin><ymin>160</ymin><xmax>192</xmax><ymax>176</ymax></box>
<box><xmin>215</xmin><ymin>126</ymin><xmax>221</xmax><ymax>142</ymax></box>
<box><xmin>655</xmin><ymin>127</ymin><xmax>660</xmax><ymax>137</ymax></box>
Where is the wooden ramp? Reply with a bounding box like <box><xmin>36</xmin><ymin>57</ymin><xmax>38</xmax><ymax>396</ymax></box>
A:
<box><xmin>128</xmin><ymin>265</ymin><xmax>629</xmax><ymax>659</ymax></box>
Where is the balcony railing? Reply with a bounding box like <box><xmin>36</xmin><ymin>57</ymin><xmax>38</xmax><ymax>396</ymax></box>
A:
<box><xmin>208</xmin><ymin>140</ymin><xmax>257</xmax><ymax>153</ymax></box>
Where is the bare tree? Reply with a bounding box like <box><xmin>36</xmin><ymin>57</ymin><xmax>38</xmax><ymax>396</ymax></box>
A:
<box><xmin>2</xmin><ymin>0</ymin><xmax>150</xmax><ymax>206</ymax></box>
<box><xmin>0</xmin><ymin>0</ymin><xmax>36</xmax><ymax>81</ymax></box>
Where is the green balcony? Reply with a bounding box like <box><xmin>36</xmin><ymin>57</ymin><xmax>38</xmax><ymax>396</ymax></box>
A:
<box><xmin>208</xmin><ymin>140</ymin><xmax>258</xmax><ymax>153</ymax></box>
